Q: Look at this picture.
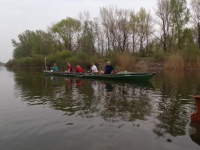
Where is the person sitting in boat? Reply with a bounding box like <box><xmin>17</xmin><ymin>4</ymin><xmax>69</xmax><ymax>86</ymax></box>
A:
<box><xmin>76</xmin><ymin>65</ymin><xmax>84</xmax><ymax>73</ymax></box>
<box><xmin>100</xmin><ymin>61</ymin><xmax>115</xmax><ymax>74</ymax></box>
<box><xmin>90</xmin><ymin>62</ymin><xmax>98</xmax><ymax>74</ymax></box>
<box><xmin>51</xmin><ymin>63</ymin><xmax>59</xmax><ymax>72</ymax></box>
<box><xmin>65</xmin><ymin>63</ymin><xmax>74</xmax><ymax>73</ymax></box>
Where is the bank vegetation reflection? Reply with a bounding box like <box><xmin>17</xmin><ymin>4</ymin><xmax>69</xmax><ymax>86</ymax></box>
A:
<box><xmin>13</xmin><ymin>69</ymin><xmax>200</xmax><ymax>143</ymax></box>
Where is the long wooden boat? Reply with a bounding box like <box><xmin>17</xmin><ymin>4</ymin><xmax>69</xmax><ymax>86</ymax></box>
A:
<box><xmin>76</xmin><ymin>73</ymin><xmax>156</xmax><ymax>82</ymax></box>
<box><xmin>43</xmin><ymin>70</ymin><xmax>149</xmax><ymax>76</ymax></box>
<box><xmin>43</xmin><ymin>70</ymin><xmax>84</xmax><ymax>77</ymax></box>
<box><xmin>43</xmin><ymin>70</ymin><xmax>156</xmax><ymax>82</ymax></box>
<box><xmin>116</xmin><ymin>71</ymin><xmax>149</xmax><ymax>75</ymax></box>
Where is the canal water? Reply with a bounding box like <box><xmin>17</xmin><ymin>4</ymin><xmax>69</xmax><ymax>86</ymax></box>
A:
<box><xmin>0</xmin><ymin>66</ymin><xmax>200</xmax><ymax>150</ymax></box>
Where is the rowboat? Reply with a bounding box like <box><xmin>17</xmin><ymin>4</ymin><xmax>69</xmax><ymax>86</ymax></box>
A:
<box><xmin>43</xmin><ymin>70</ymin><xmax>82</xmax><ymax>77</ymax></box>
<box><xmin>76</xmin><ymin>73</ymin><xmax>156</xmax><ymax>82</ymax></box>
<box><xmin>43</xmin><ymin>70</ymin><xmax>156</xmax><ymax>82</ymax></box>
<box><xmin>43</xmin><ymin>70</ymin><xmax>149</xmax><ymax>76</ymax></box>
<box><xmin>116</xmin><ymin>71</ymin><xmax>149</xmax><ymax>75</ymax></box>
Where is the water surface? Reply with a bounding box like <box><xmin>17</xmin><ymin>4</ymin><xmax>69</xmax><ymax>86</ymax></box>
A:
<box><xmin>0</xmin><ymin>67</ymin><xmax>200</xmax><ymax>150</ymax></box>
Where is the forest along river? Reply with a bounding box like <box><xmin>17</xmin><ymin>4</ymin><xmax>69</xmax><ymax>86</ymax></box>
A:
<box><xmin>0</xmin><ymin>67</ymin><xmax>200</xmax><ymax>150</ymax></box>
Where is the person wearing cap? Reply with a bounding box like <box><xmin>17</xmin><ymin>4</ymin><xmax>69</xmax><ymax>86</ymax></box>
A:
<box><xmin>100</xmin><ymin>61</ymin><xmax>115</xmax><ymax>74</ymax></box>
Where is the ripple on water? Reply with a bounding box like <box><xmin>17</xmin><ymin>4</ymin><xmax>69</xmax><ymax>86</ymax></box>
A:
<box><xmin>1</xmin><ymin>69</ymin><xmax>200</xmax><ymax>150</ymax></box>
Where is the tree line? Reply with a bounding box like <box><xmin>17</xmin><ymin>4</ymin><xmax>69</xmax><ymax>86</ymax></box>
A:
<box><xmin>6</xmin><ymin>0</ymin><xmax>200</xmax><ymax>69</ymax></box>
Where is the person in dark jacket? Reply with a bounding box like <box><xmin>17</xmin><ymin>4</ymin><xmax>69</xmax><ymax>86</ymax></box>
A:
<box><xmin>100</xmin><ymin>61</ymin><xmax>115</xmax><ymax>74</ymax></box>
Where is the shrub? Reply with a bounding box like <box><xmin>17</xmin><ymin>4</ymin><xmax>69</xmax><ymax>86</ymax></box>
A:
<box><xmin>105</xmin><ymin>50</ymin><xmax>117</xmax><ymax>65</ymax></box>
<box><xmin>18</xmin><ymin>57</ymin><xmax>32</xmax><ymax>67</ymax></box>
<box><xmin>55</xmin><ymin>50</ymin><xmax>72</xmax><ymax>60</ymax></box>
<box><xmin>31</xmin><ymin>54</ymin><xmax>44</xmax><ymax>67</ymax></box>
<box><xmin>88</xmin><ymin>55</ymin><xmax>99</xmax><ymax>65</ymax></box>
<box><xmin>152</xmin><ymin>49</ymin><xmax>165</xmax><ymax>61</ymax></box>
<box><xmin>116</xmin><ymin>51</ymin><xmax>136</xmax><ymax>70</ymax></box>
<box><xmin>165</xmin><ymin>53</ymin><xmax>185</xmax><ymax>70</ymax></box>
<box><xmin>46</xmin><ymin>55</ymin><xmax>56</xmax><ymax>67</ymax></box>
<box><xmin>5</xmin><ymin>59</ymin><xmax>18</xmax><ymax>68</ymax></box>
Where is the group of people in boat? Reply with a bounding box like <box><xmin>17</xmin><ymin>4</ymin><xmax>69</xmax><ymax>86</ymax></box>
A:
<box><xmin>51</xmin><ymin>61</ymin><xmax>115</xmax><ymax>74</ymax></box>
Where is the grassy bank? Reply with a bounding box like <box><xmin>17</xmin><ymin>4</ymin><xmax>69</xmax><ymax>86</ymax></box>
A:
<box><xmin>5</xmin><ymin>49</ymin><xmax>200</xmax><ymax>71</ymax></box>
<box><xmin>165</xmin><ymin>52</ymin><xmax>200</xmax><ymax>70</ymax></box>
<box><xmin>5</xmin><ymin>50</ymin><xmax>137</xmax><ymax>71</ymax></box>
<box><xmin>0</xmin><ymin>62</ymin><xmax>5</xmax><ymax>66</ymax></box>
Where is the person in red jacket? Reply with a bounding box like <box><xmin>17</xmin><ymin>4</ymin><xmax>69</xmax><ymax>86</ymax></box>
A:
<box><xmin>65</xmin><ymin>63</ymin><xmax>74</xmax><ymax>73</ymax></box>
<box><xmin>76</xmin><ymin>65</ymin><xmax>84</xmax><ymax>73</ymax></box>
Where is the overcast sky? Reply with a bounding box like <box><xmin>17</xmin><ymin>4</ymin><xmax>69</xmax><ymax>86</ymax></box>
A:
<box><xmin>0</xmin><ymin>0</ymin><xmax>191</xmax><ymax>63</ymax></box>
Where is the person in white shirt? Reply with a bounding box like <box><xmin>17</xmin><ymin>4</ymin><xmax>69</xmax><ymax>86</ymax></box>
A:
<box><xmin>90</xmin><ymin>62</ymin><xmax>98</xmax><ymax>73</ymax></box>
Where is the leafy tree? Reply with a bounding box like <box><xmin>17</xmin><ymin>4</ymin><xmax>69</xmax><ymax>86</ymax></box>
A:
<box><xmin>155</xmin><ymin>0</ymin><xmax>171</xmax><ymax>52</ymax></box>
<box><xmin>51</xmin><ymin>17</ymin><xmax>81</xmax><ymax>51</ymax></box>
<box><xmin>136</xmin><ymin>8</ymin><xmax>153</xmax><ymax>53</ymax></box>
<box><xmin>77</xmin><ymin>12</ymin><xmax>96</xmax><ymax>54</ymax></box>
<box><xmin>190</xmin><ymin>0</ymin><xmax>200</xmax><ymax>50</ymax></box>
<box><xmin>169</xmin><ymin>0</ymin><xmax>190</xmax><ymax>50</ymax></box>
<box><xmin>129</xmin><ymin>10</ymin><xmax>137</xmax><ymax>52</ymax></box>
<box><xmin>12</xmin><ymin>30</ymin><xmax>57</xmax><ymax>59</ymax></box>
<box><xmin>12</xmin><ymin>30</ymin><xmax>35</xmax><ymax>59</ymax></box>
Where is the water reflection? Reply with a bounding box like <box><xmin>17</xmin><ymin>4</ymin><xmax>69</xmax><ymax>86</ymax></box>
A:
<box><xmin>51</xmin><ymin>76</ymin><xmax>58</xmax><ymax>85</ymax></box>
<box><xmin>190</xmin><ymin>122</ymin><xmax>200</xmax><ymax>146</ymax></box>
<box><xmin>189</xmin><ymin>95</ymin><xmax>200</xmax><ymax>146</ymax></box>
<box><xmin>10</xmin><ymin>69</ymin><xmax>200</xmax><ymax>148</ymax></box>
<box><xmin>105</xmin><ymin>83</ymin><xmax>113</xmax><ymax>92</ymax></box>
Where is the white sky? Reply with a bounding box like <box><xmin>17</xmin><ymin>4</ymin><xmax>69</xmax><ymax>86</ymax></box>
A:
<box><xmin>0</xmin><ymin>0</ymin><xmax>190</xmax><ymax>63</ymax></box>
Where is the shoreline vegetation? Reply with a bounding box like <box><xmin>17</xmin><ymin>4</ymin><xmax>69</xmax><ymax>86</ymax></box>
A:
<box><xmin>0</xmin><ymin>62</ymin><xmax>5</xmax><ymax>66</ymax></box>
<box><xmin>5</xmin><ymin>0</ymin><xmax>200</xmax><ymax>71</ymax></box>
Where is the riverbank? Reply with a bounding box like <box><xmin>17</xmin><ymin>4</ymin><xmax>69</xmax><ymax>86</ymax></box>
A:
<box><xmin>5</xmin><ymin>57</ymin><xmax>200</xmax><ymax>71</ymax></box>
<box><xmin>3</xmin><ymin>56</ymin><xmax>200</xmax><ymax>72</ymax></box>
<box><xmin>1</xmin><ymin>66</ymin><xmax>200</xmax><ymax>150</ymax></box>
<box><xmin>0</xmin><ymin>62</ymin><xmax>5</xmax><ymax>66</ymax></box>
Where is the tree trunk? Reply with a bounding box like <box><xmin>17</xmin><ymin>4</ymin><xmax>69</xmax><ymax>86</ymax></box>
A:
<box><xmin>198</xmin><ymin>22</ymin><xmax>200</xmax><ymax>50</ymax></box>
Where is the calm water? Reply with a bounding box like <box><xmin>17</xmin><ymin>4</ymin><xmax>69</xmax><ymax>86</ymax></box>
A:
<box><xmin>0</xmin><ymin>67</ymin><xmax>200</xmax><ymax>150</ymax></box>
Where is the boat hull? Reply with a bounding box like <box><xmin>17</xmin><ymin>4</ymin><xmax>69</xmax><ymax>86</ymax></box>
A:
<box><xmin>43</xmin><ymin>71</ymin><xmax>82</xmax><ymax>77</ymax></box>
<box><xmin>43</xmin><ymin>70</ymin><xmax>156</xmax><ymax>82</ymax></box>
<box><xmin>77</xmin><ymin>73</ymin><xmax>156</xmax><ymax>82</ymax></box>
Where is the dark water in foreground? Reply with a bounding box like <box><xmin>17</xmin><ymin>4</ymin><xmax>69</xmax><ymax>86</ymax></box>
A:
<box><xmin>0</xmin><ymin>67</ymin><xmax>200</xmax><ymax>150</ymax></box>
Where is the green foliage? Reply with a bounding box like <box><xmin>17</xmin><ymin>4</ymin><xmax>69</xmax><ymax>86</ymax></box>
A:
<box><xmin>151</xmin><ymin>47</ymin><xmax>166</xmax><ymax>61</ymax></box>
<box><xmin>5</xmin><ymin>4</ymin><xmax>200</xmax><ymax>70</ymax></box>
<box><xmin>78</xmin><ymin>20</ymin><xmax>96</xmax><ymax>54</ymax></box>
<box><xmin>182</xmin><ymin>28</ymin><xmax>200</xmax><ymax>62</ymax></box>
<box><xmin>63</xmin><ymin>52</ymin><xmax>99</xmax><ymax>68</ymax></box>
<box><xmin>12</xmin><ymin>30</ymin><xmax>58</xmax><ymax>60</ymax></box>
<box><xmin>31</xmin><ymin>54</ymin><xmax>44</xmax><ymax>67</ymax></box>
<box><xmin>46</xmin><ymin>55</ymin><xmax>56</xmax><ymax>67</ymax></box>
<box><xmin>105</xmin><ymin>51</ymin><xmax>117</xmax><ymax>65</ymax></box>
<box><xmin>114</xmin><ymin>66</ymin><xmax>125</xmax><ymax>71</ymax></box>
<box><xmin>88</xmin><ymin>55</ymin><xmax>99</xmax><ymax>65</ymax></box>
<box><xmin>51</xmin><ymin>17</ymin><xmax>81</xmax><ymax>50</ymax></box>
<box><xmin>5</xmin><ymin>59</ymin><xmax>18</xmax><ymax>68</ymax></box>
<box><xmin>170</xmin><ymin>0</ymin><xmax>190</xmax><ymax>49</ymax></box>
<box><xmin>66</xmin><ymin>56</ymin><xmax>82</xmax><ymax>66</ymax></box>
<box><xmin>55</xmin><ymin>50</ymin><xmax>72</xmax><ymax>60</ymax></box>
<box><xmin>137</xmin><ymin>50</ymin><xmax>148</xmax><ymax>57</ymax></box>
<box><xmin>183</xmin><ymin>43</ymin><xmax>200</xmax><ymax>61</ymax></box>
<box><xmin>18</xmin><ymin>57</ymin><xmax>32</xmax><ymax>67</ymax></box>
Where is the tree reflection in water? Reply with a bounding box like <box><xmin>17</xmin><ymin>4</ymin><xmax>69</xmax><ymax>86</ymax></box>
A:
<box><xmin>12</xmin><ymin>69</ymin><xmax>200</xmax><ymax>144</ymax></box>
<box><xmin>151</xmin><ymin>71</ymin><xmax>199</xmax><ymax>138</ymax></box>
<box><xmin>14</xmin><ymin>71</ymin><xmax>154</xmax><ymax>122</ymax></box>
<box><xmin>189</xmin><ymin>95</ymin><xmax>200</xmax><ymax>146</ymax></box>
<box><xmin>189</xmin><ymin>122</ymin><xmax>200</xmax><ymax>146</ymax></box>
